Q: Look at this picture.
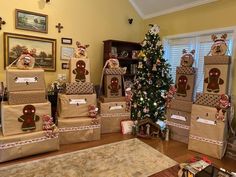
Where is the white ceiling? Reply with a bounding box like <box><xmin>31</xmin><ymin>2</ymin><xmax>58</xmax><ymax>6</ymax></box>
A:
<box><xmin>129</xmin><ymin>0</ymin><xmax>217</xmax><ymax>19</ymax></box>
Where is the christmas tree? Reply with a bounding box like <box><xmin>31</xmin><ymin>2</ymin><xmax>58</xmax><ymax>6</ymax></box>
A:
<box><xmin>131</xmin><ymin>24</ymin><xmax>173</xmax><ymax>122</ymax></box>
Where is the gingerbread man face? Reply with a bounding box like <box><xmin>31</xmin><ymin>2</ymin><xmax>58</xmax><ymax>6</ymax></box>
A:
<box><xmin>209</xmin><ymin>68</ymin><xmax>221</xmax><ymax>79</ymax></box>
<box><xmin>76</xmin><ymin>60</ymin><xmax>86</xmax><ymax>71</ymax></box>
<box><xmin>178</xmin><ymin>75</ymin><xmax>188</xmax><ymax>84</ymax></box>
<box><xmin>23</xmin><ymin>105</ymin><xmax>36</xmax><ymax>116</ymax></box>
<box><xmin>111</xmin><ymin>77</ymin><xmax>119</xmax><ymax>89</ymax></box>
<box><xmin>72</xmin><ymin>60</ymin><xmax>89</xmax><ymax>82</ymax></box>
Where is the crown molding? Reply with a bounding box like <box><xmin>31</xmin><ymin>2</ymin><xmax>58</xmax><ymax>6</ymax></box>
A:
<box><xmin>129</xmin><ymin>0</ymin><xmax>145</xmax><ymax>19</ymax></box>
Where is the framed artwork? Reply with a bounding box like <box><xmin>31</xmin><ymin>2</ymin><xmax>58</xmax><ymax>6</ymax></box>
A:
<box><xmin>61</xmin><ymin>46</ymin><xmax>74</xmax><ymax>60</ymax></box>
<box><xmin>61</xmin><ymin>38</ymin><xmax>72</xmax><ymax>45</ymax></box>
<box><xmin>61</xmin><ymin>62</ymin><xmax>69</xmax><ymax>69</ymax></box>
<box><xmin>15</xmin><ymin>9</ymin><xmax>48</xmax><ymax>33</ymax></box>
<box><xmin>4</xmin><ymin>32</ymin><xmax>56</xmax><ymax>71</ymax></box>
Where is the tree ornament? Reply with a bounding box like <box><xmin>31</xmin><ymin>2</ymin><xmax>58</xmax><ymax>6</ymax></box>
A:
<box><xmin>156</xmin><ymin>59</ymin><xmax>161</xmax><ymax>65</ymax></box>
<box><xmin>137</xmin><ymin>111</ymin><xmax>141</xmax><ymax>118</ymax></box>
<box><xmin>156</xmin><ymin>41</ymin><xmax>162</xmax><ymax>47</ymax></box>
<box><xmin>138</xmin><ymin>51</ymin><xmax>146</xmax><ymax>58</ymax></box>
<box><xmin>138</xmin><ymin>61</ymin><xmax>143</xmax><ymax>69</ymax></box>
<box><xmin>149</xmin><ymin>24</ymin><xmax>160</xmax><ymax>35</ymax></box>
<box><xmin>152</xmin><ymin>64</ymin><xmax>157</xmax><ymax>71</ymax></box>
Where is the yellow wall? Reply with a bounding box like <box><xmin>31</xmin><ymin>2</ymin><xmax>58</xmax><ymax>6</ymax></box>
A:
<box><xmin>144</xmin><ymin>0</ymin><xmax>236</xmax><ymax>96</ymax></box>
<box><xmin>0</xmin><ymin>0</ymin><xmax>143</xmax><ymax>88</ymax></box>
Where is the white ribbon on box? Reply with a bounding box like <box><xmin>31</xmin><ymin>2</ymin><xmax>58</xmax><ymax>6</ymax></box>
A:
<box><xmin>196</xmin><ymin>117</ymin><xmax>217</xmax><ymax>125</ymax></box>
<box><xmin>15</xmin><ymin>77</ymin><xmax>38</xmax><ymax>83</ymax></box>
<box><xmin>109</xmin><ymin>105</ymin><xmax>123</xmax><ymax>110</ymax></box>
<box><xmin>69</xmin><ymin>99</ymin><xmax>87</xmax><ymax>105</ymax></box>
<box><xmin>171</xmin><ymin>114</ymin><xmax>186</xmax><ymax>121</ymax></box>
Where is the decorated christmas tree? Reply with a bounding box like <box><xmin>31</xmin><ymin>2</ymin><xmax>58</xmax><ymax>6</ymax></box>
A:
<box><xmin>131</xmin><ymin>24</ymin><xmax>173</xmax><ymax>122</ymax></box>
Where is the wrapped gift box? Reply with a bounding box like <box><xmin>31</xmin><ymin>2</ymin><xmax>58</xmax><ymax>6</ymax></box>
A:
<box><xmin>104</xmin><ymin>75</ymin><xmax>122</xmax><ymax>98</ymax></box>
<box><xmin>100</xmin><ymin>96</ymin><xmax>125</xmax><ymax>103</ymax></box>
<box><xmin>99</xmin><ymin>101</ymin><xmax>128</xmax><ymax>115</ymax></box>
<box><xmin>6</xmin><ymin>68</ymin><xmax>45</xmax><ymax>92</ymax></box>
<box><xmin>188</xmin><ymin>104</ymin><xmax>228</xmax><ymax>159</ymax></box>
<box><xmin>69</xmin><ymin>58</ymin><xmax>90</xmax><ymax>83</ymax></box>
<box><xmin>58</xmin><ymin>117</ymin><xmax>101</xmax><ymax>145</ymax></box>
<box><xmin>0</xmin><ymin>130</ymin><xmax>59</xmax><ymax>162</ymax></box>
<box><xmin>104</xmin><ymin>68</ymin><xmax>126</xmax><ymax>75</ymax></box>
<box><xmin>204</xmin><ymin>56</ymin><xmax>231</xmax><ymax>94</ymax></box>
<box><xmin>1</xmin><ymin>101</ymin><xmax>51</xmax><ymax>136</ymax></box>
<box><xmin>57</xmin><ymin>93</ymin><xmax>97</xmax><ymax>118</ymax></box>
<box><xmin>175</xmin><ymin>67</ymin><xmax>197</xmax><ymax>102</ymax></box>
<box><xmin>8</xmin><ymin>90</ymin><xmax>46</xmax><ymax>105</ymax></box>
<box><xmin>63</xmin><ymin>82</ymin><xmax>94</xmax><ymax>95</ymax></box>
<box><xmin>195</xmin><ymin>92</ymin><xmax>221</xmax><ymax>107</ymax></box>
<box><xmin>101</xmin><ymin>114</ymin><xmax>130</xmax><ymax>134</ymax></box>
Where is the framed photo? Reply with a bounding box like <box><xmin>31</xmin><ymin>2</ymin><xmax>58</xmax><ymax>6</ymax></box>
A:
<box><xmin>15</xmin><ymin>9</ymin><xmax>48</xmax><ymax>33</ymax></box>
<box><xmin>132</xmin><ymin>50</ymin><xmax>140</xmax><ymax>59</ymax></box>
<box><xmin>4</xmin><ymin>32</ymin><xmax>56</xmax><ymax>71</ymax></box>
<box><xmin>61</xmin><ymin>38</ymin><xmax>72</xmax><ymax>45</ymax></box>
<box><xmin>61</xmin><ymin>62</ymin><xmax>69</xmax><ymax>69</ymax></box>
<box><xmin>61</xmin><ymin>46</ymin><xmax>74</xmax><ymax>60</ymax></box>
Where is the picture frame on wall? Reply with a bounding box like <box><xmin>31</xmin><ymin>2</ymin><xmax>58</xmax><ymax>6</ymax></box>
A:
<box><xmin>15</xmin><ymin>9</ymin><xmax>48</xmax><ymax>33</ymax></box>
<box><xmin>61</xmin><ymin>38</ymin><xmax>72</xmax><ymax>45</ymax></box>
<box><xmin>4</xmin><ymin>32</ymin><xmax>56</xmax><ymax>71</ymax></box>
<box><xmin>61</xmin><ymin>46</ymin><xmax>74</xmax><ymax>60</ymax></box>
<box><xmin>61</xmin><ymin>62</ymin><xmax>69</xmax><ymax>69</ymax></box>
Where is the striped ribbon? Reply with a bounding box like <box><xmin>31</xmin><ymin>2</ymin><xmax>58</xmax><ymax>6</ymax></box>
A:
<box><xmin>0</xmin><ymin>135</ymin><xmax>58</xmax><ymax>150</ymax></box>
<box><xmin>59</xmin><ymin>124</ymin><xmax>100</xmax><ymax>133</ymax></box>
<box><xmin>165</xmin><ymin>120</ymin><xmax>190</xmax><ymax>130</ymax></box>
<box><xmin>100</xmin><ymin>113</ymin><xmax>130</xmax><ymax>118</ymax></box>
<box><xmin>189</xmin><ymin>134</ymin><xmax>224</xmax><ymax>146</ymax></box>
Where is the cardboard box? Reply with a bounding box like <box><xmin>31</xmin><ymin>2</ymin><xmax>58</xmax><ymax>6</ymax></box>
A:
<box><xmin>58</xmin><ymin>117</ymin><xmax>101</xmax><ymax>144</ymax></box>
<box><xmin>6</xmin><ymin>68</ymin><xmax>45</xmax><ymax>92</ymax></box>
<box><xmin>104</xmin><ymin>75</ymin><xmax>122</xmax><ymax>98</ymax></box>
<box><xmin>1</xmin><ymin>101</ymin><xmax>51</xmax><ymax>136</ymax></box>
<box><xmin>69</xmin><ymin>58</ymin><xmax>90</xmax><ymax>83</ymax></box>
<box><xmin>188</xmin><ymin>104</ymin><xmax>228</xmax><ymax>159</ymax></box>
<box><xmin>57</xmin><ymin>93</ymin><xmax>97</xmax><ymax>118</ymax></box>
<box><xmin>101</xmin><ymin>114</ymin><xmax>130</xmax><ymax>134</ymax></box>
<box><xmin>169</xmin><ymin>99</ymin><xmax>193</xmax><ymax>113</ymax></box>
<box><xmin>175</xmin><ymin>67</ymin><xmax>196</xmax><ymax>102</ymax></box>
<box><xmin>204</xmin><ymin>56</ymin><xmax>231</xmax><ymax>94</ymax></box>
<box><xmin>8</xmin><ymin>90</ymin><xmax>46</xmax><ymax>105</ymax></box>
<box><xmin>100</xmin><ymin>96</ymin><xmax>125</xmax><ymax>103</ymax></box>
<box><xmin>0</xmin><ymin>130</ymin><xmax>59</xmax><ymax>162</ymax></box>
<box><xmin>63</xmin><ymin>82</ymin><xmax>94</xmax><ymax>95</ymax></box>
<box><xmin>99</xmin><ymin>101</ymin><xmax>128</xmax><ymax>114</ymax></box>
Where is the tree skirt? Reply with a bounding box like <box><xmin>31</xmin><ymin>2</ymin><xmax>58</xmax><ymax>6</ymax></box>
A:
<box><xmin>0</xmin><ymin>138</ymin><xmax>177</xmax><ymax>177</ymax></box>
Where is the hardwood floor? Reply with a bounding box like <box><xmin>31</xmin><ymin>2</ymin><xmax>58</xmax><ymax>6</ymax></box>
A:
<box><xmin>0</xmin><ymin>133</ymin><xmax>235</xmax><ymax>175</ymax></box>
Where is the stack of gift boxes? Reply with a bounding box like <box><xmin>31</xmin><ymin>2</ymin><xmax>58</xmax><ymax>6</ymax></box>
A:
<box><xmin>57</xmin><ymin>56</ymin><xmax>101</xmax><ymax>144</ymax></box>
<box><xmin>188</xmin><ymin>54</ymin><xmax>231</xmax><ymax>159</ymax></box>
<box><xmin>0</xmin><ymin>67</ymin><xmax>59</xmax><ymax>162</ymax></box>
<box><xmin>99</xmin><ymin>67</ymin><xmax>130</xmax><ymax>133</ymax></box>
<box><xmin>166</xmin><ymin>49</ymin><xmax>197</xmax><ymax>144</ymax></box>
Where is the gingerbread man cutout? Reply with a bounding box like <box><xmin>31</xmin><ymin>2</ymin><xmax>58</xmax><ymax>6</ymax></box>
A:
<box><xmin>108</xmin><ymin>77</ymin><xmax>121</xmax><ymax>96</ymax></box>
<box><xmin>72</xmin><ymin>60</ymin><xmax>89</xmax><ymax>82</ymax></box>
<box><xmin>18</xmin><ymin>105</ymin><xmax>40</xmax><ymax>131</ymax></box>
<box><xmin>204</xmin><ymin>68</ymin><xmax>224</xmax><ymax>93</ymax></box>
<box><xmin>175</xmin><ymin>75</ymin><xmax>190</xmax><ymax>97</ymax></box>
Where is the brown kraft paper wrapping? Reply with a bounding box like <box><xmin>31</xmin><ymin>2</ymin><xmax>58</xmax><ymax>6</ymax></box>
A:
<box><xmin>203</xmin><ymin>56</ymin><xmax>230</xmax><ymax>95</ymax></box>
<box><xmin>0</xmin><ymin>131</ymin><xmax>59</xmax><ymax>162</ymax></box>
<box><xmin>6</xmin><ymin>68</ymin><xmax>45</xmax><ymax>92</ymax></box>
<box><xmin>8</xmin><ymin>90</ymin><xmax>47</xmax><ymax>105</ymax></box>
<box><xmin>64</xmin><ymin>82</ymin><xmax>94</xmax><ymax>95</ymax></box>
<box><xmin>99</xmin><ymin>101</ymin><xmax>128</xmax><ymax>114</ymax></box>
<box><xmin>168</xmin><ymin>99</ymin><xmax>193</xmax><ymax>113</ymax></box>
<box><xmin>57</xmin><ymin>93</ymin><xmax>97</xmax><ymax>118</ymax></box>
<box><xmin>175</xmin><ymin>67</ymin><xmax>196</xmax><ymax>102</ymax></box>
<box><xmin>104</xmin><ymin>75</ymin><xmax>122</xmax><ymax>98</ymax></box>
<box><xmin>101</xmin><ymin>115</ymin><xmax>130</xmax><ymax>134</ymax></box>
<box><xmin>58</xmin><ymin>117</ymin><xmax>101</xmax><ymax>145</ymax></box>
<box><xmin>188</xmin><ymin>104</ymin><xmax>228</xmax><ymax>159</ymax></box>
<box><xmin>1</xmin><ymin>101</ymin><xmax>51</xmax><ymax>136</ymax></box>
<box><xmin>100</xmin><ymin>96</ymin><xmax>126</xmax><ymax>103</ymax></box>
<box><xmin>166</xmin><ymin>109</ymin><xmax>191</xmax><ymax>126</ymax></box>
<box><xmin>69</xmin><ymin>58</ymin><xmax>91</xmax><ymax>83</ymax></box>
<box><xmin>169</xmin><ymin>125</ymin><xmax>189</xmax><ymax>144</ymax></box>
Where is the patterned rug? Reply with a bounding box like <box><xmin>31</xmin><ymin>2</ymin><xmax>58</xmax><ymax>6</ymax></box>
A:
<box><xmin>0</xmin><ymin>138</ymin><xmax>177</xmax><ymax>177</ymax></box>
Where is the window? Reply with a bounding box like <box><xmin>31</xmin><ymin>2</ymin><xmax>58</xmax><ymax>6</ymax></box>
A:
<box><xmin>163</xmin><ymin>30</ymin><xmax>234</xmax><ymax>94</ymax></box>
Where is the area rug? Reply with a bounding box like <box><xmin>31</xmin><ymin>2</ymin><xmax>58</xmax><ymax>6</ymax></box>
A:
<box><xmin>0</xmin><ymin>138</ymin><xmax>177</xmax><ymax>177</ymax></box>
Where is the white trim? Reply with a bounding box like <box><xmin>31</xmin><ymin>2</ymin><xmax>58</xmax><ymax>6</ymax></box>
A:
<box><xmin>163</xmin><ymin>26</ymin><xmax>236</xmax><ymax>40</ymax></box>
<box><xmin>135</xmin><ymin>0</ymin><xmax>218</xmax><ymax>19</ymax></box>
<box><xmin>129</xmin><ymin>0</ymin><xmax>145</xmax><ymax>19</ymax></box>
